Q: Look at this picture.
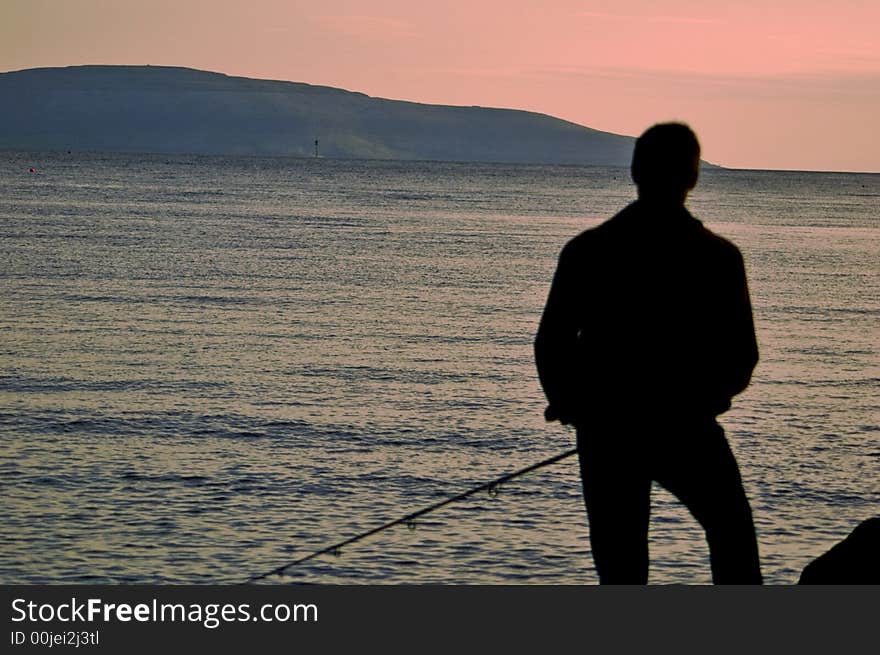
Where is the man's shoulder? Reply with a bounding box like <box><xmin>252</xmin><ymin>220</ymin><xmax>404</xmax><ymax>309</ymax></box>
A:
<box><xmin>697</xmin><ymin>223</ymin><xmax>745</xmax><ymax>263</ymax></box>
<box><xmin>562</xmin><ymin>205</ymin><xmax>632</xmax><ymax>255</ymax></box>
<box><xmin>561</xmin><ymin>201</ymin><xmax>745</xmax><ymax>263</ymax></box>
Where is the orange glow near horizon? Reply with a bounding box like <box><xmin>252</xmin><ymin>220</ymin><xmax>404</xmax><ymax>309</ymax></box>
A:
<box><xmin>3</xmin><ymin>0</ymin><xmax>878</xmax><ymax>171</ymax></box>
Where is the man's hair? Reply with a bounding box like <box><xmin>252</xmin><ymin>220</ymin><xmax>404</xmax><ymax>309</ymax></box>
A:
<box><xmin>631</xmin><ymin>122</ymin><xmax>701</xmax><ymax>195</ymax></box>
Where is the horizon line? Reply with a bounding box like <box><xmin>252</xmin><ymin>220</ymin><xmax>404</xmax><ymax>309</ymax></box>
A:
<box><xmin>4</xmin><ymin>146</ymin><xmax>878</xmax><ymax>175</ymax></box>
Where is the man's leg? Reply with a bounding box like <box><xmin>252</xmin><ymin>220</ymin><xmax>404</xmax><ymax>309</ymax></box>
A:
<box><xmin>577</xmin><ymin>427</ymin><xmax>653</xmax><ymax>584</ymax></box>
<box><xmin>654</xmin><ymin>421</ymin><xmax>762</xmax><ymax>584</ymax></box>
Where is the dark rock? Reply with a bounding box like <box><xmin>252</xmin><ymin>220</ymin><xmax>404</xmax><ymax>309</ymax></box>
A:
<box><xmin>799</xmin><ymin>517</ymin><xmax>880</xmax><ymax>584</ymax></box>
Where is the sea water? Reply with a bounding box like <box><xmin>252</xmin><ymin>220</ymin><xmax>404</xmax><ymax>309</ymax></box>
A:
<box><xmin>0</xmin><ymin>152</ymin><xmax>877</xmax><ymax>584</ymax></box>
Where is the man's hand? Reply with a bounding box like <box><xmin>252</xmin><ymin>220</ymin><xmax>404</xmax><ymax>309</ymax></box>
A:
<box><xmin>544</xmin><ymin>405</ymin><xmax>574</xmax><ymax>425</ymax></box>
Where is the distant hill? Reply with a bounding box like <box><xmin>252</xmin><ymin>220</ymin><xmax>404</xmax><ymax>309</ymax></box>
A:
<box><xmin>0</xmin><ymin>65</ymin><xmax>640</xmax><ymax>165</ymax></box>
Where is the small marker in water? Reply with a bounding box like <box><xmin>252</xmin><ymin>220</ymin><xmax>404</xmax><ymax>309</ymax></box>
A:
<box><xmin>29</xmin><ymin>167</ymin><xmax>36</xmax><ymax>173</ymax></box>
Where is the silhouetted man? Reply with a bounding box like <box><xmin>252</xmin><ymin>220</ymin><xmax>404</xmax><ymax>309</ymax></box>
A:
<box><xmin>535</xmin><ymin>123</ymin><xmax>762</xmax><ymax>584</ymax></box>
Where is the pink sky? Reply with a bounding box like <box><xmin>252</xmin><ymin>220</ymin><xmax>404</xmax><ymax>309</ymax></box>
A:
<box><xmin>3</xmin><ymin>0</ymin><xmax>879</xmax><ymax>171</ymax></box>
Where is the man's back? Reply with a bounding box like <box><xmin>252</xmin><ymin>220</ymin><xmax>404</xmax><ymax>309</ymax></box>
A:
<box><xmin>535</xmin><ymin>199</ymin><xmax>758</xmax><ymax>425</ymax></box>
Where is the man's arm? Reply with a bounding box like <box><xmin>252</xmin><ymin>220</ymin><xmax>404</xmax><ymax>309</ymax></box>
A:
<box><xmin>725</xmin><ymin>247</ymin><xmax>759</xmax><ymax>399</ymax></box>
<box><xmin>701</xmin><ymin>244</ymin><xmax>759</xmax><ymax>416</ymax></box>
<box><xmin>534</xmin><ymin>242</ymin><xmax>582</xmax><ymax>425</ymax></box>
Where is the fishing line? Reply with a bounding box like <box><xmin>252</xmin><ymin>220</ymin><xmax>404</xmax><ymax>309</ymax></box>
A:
<box><xmin>243</xmin><ymin>447</ymin><xmax>579</xmax><ymax>583</ymax></box>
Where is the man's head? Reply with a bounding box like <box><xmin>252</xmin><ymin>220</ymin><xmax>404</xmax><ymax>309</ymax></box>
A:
<box><xmin>631</xmin><ymin>122</ymin><xmax>701</xmax><ymax>203</ymax></box>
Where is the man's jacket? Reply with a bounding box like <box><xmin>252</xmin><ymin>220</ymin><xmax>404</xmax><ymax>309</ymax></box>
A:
<box><xmin>534</xmin><ymin>200</ymin><xmax>759</xmax><ymax>425</ymax></box>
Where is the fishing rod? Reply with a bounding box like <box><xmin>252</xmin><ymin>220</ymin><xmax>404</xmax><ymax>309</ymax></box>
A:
<box><xmin>244</xmin><ymin>446</ymin><xmax>579</xmax><ymax>583</ymax></box>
